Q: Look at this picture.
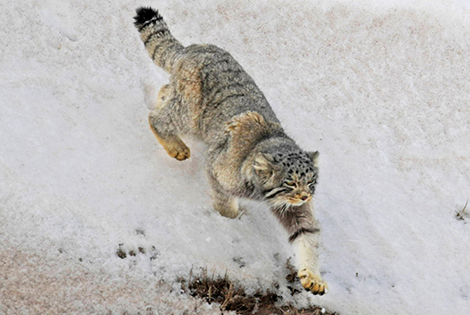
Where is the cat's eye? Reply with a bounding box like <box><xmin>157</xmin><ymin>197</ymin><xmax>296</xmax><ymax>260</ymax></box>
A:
<box><xmin>285</xmin><ymin>181</ymin><xmax>296</xmax><ymax>187</ymax></box>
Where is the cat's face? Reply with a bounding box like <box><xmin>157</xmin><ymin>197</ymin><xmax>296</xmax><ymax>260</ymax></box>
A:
<box><xmin>253</xmin><ymin>150</ymin><xmax>318</xmax><ymax>208</ymax></box>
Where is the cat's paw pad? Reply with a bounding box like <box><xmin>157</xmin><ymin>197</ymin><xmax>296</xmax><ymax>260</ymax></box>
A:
<box><xmin>298</xmin><ymin>269</ymin><xmax>328</xmax><ymax>295</ymax></box>
<box><xmin>165</xmin><ymin>143</ymin><xmax>190</xmax><ymax>161</ymax></box>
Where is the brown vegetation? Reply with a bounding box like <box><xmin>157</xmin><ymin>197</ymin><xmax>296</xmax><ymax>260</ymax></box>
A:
<box><xmin>179</xmin><ymin>266</ymin><xmax>338</xmax><ymax>315</ymax></box>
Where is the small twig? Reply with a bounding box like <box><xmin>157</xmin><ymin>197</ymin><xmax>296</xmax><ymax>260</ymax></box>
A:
<box><xmin>463</xmin><ymin>200</ymin><xmax>468</xmax><ymax>213</ymax></box>
<box><xmin>455</xmin><ymin>200</ymin><xmax>469</xmax><ymax>221</ymax></box>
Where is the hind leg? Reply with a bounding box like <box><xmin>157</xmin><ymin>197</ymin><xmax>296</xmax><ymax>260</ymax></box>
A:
<box><xmin>149</xmin><ymin>85</ymin><xmax>191</xmax><ymax>161</ymax></box>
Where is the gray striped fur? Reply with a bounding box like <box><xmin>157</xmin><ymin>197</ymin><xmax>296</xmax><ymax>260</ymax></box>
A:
<box><xmin>134</xmin><ymin>7</ymin><xmax>328</xmax><ymax>295</ymax></box>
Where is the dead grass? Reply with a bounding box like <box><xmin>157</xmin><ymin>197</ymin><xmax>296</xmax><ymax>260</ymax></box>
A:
<box><xmin>178</xmin><ymin>265</ymin><xmax>338</xmax><ymax>315</ymax></box>
<box><xmin>114</xmin><ymin>243</ymin><xmax>338</xmax><ymax>314</ymax></box>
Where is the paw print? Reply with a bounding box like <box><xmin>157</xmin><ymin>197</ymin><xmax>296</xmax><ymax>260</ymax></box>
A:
<box><xmin>298</xmin><ymin>268</ymin><xmax>328</xmax><ymax>295</ymax></box>
<box><xmin>116</xmin><ymin>243</ymin><xmax>159</xmax><ymax>261</ymax></box>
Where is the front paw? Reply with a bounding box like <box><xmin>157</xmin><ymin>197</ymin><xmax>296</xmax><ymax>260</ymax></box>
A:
<box><xmin>298</xmin><ymin>268</ymin><xmax>328</xmax><ymax>295</ymax></box>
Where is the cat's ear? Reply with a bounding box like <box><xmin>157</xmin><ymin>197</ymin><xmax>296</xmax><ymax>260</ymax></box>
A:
<box><xmin>253</xmin><ymin>153</ymin><xmax>279</xmax><ymax>181</ymax></box>
<box><xmin>308</xmin><ymin>151</ymin><xmax>319</xmax><ymax>167</ymax></box>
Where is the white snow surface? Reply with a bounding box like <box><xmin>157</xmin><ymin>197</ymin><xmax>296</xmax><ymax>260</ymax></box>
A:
<box><xmin>1</xmin><ymin>0</ymin><xmax>470</xmax><ymax>314</ymax></box>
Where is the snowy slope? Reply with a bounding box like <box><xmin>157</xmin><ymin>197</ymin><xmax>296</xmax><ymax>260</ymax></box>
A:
<box><xmin>1</xmin><ymin>0</ymin><xmax>470</xmax><ymax>314</ymax></box>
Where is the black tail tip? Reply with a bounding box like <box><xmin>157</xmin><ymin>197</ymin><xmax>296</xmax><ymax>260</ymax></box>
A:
<box><xmin>134</xmin><ymin>7</ymin><xmax>162</xmax><ymax>28</ymax></box>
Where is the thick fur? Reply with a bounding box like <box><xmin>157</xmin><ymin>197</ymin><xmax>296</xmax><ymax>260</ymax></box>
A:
<box><xmin>134</xmin><ymin>7</ymin><xmax>327</xmax><ymax>295</ymax></box>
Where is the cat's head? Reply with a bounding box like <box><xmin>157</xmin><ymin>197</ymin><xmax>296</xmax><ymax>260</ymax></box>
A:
<box><xmin>253</xmin><ymin>150</ymin><xmax>319</xmax><ymax>208</ymax></box>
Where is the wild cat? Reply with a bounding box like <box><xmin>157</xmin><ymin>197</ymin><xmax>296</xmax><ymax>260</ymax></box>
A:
<box><xmin>134</xmin><ymin>7</ymin><xmax>328</xmax><ymax>295</ymax></box>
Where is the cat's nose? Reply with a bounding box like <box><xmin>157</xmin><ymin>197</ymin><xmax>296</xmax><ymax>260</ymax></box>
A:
<box><xmin>300</xmin><ymin>195</ymin><xmax>309</xmax><ymax>201</ymax></box>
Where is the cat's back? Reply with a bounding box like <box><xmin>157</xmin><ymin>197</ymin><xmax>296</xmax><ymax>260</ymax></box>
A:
<box><xmin>175</xmin><ymin>44</ymin><xmax>280</xmax><ymax>141</ymax></box>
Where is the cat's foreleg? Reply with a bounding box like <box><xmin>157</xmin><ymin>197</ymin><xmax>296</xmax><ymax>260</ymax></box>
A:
<box><xmin>206</xmin><ymin>169</ymin><xmax>240</xmax><ymax>218</ymax></box>
<box><xmin>272</xmin><ymin>203</ymin><xmax>328</xmax><ymax>295</ymax></box>
<box><xmin>293</xmin><ymin>229</ymin><xmax>328</xmax><ymax>295</ymax></box>
<box><xmin>213</xmin><ymin>193</ymin><xmax>239</xmax><ymax>219</ymax></box>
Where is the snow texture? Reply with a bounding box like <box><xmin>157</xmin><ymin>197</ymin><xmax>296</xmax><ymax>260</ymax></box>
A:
<box><xmin>1</xmin><ymin>0</ymin><xmax>470</xmax><ymax>314</ymax></box>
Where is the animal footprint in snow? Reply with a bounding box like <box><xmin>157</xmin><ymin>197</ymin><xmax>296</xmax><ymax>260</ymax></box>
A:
<box><xmin>116</xmin><ymin>244</ymin><xmax>159</xmax><ymax>260</ymax></box>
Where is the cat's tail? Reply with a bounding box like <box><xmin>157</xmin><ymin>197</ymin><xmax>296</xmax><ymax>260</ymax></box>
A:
<box><xmin>134</xmin><ymin>7</ymin><xmax>183</xmax><ymax>73</ymax></box>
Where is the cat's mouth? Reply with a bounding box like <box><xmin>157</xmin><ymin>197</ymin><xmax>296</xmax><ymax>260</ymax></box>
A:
<box><xmin>287</xmin><ymin>195</ymin><xmax>311</xmax><ymax>206</ymax></box>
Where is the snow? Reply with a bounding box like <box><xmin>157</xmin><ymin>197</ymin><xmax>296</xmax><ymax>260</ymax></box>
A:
<box><xmin>1</xmin><ymin>0</ymin><xmax>470</xmax><ymax>314</ymax></box>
